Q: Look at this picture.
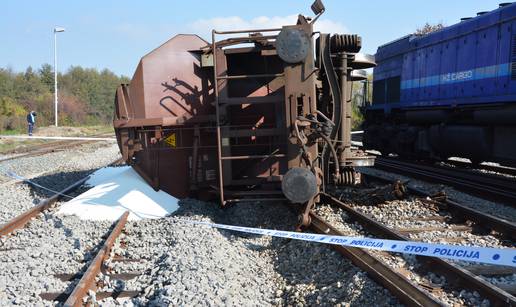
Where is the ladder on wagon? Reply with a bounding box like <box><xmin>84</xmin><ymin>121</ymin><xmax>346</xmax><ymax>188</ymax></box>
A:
<box><xmin>211</xmin><ymin>28</ymin><xmax>289</xmax><ymax>205</ymax></box>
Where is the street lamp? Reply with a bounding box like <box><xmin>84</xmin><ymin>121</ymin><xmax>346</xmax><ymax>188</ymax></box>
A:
<box><xmin>53</xmin><ymin>26</ymin><xmax>65</xmax><ymax>127</ymax></box>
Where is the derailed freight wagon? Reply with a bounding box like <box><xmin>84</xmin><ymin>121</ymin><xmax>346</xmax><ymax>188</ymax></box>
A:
<box><xmin>113</xmin><ymin>0</ymin><xmax>375</xmax><ymax>226</ymax></box>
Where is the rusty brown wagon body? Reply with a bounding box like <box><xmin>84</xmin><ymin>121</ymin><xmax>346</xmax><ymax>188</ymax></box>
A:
<box><xmin>113</xmin><ymin>0</ymin><xmax>375</xmax><ymax>223</ymax></box>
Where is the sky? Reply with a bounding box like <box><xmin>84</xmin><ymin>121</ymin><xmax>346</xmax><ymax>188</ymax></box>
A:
<box><xmin>0</xmin><ymin>0</ymin><xmax>508</xmax><ymax>77</ymax></box>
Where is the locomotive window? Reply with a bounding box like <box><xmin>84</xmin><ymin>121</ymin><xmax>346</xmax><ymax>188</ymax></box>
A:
<box><xmin>511</xmin><ymin>34</ymin><xmax>516</xmax><ymax>80</ymax></box>
<box><xmin>386</xmin><ymin>76</ymin><xmax>401</xmax><ymax>103</ymax></box>
<box><xmin>372</xmin><ymin>79</ymin><xmax>386</xmax><ymax>104</ymax></box>
<box><xmin>373</xmin><ymin>77</ymin><xmax>400</xmax><ymax>104</ymax></box>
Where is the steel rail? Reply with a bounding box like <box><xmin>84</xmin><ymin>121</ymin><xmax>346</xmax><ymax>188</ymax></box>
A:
<box><xmin>362</xmin><ymin>171</ymin><xmax>516</xmax><ymax>240</ymax></box>
<box><xmin>63</xmin><ymin>211</ymin><xmax>129</xmax><ymax>307</ymax></box>
<box><xmin>0</xmin><ymin>176</ymin><xmax>89</xmax><ymax>236</ymax></box>
<box><xmin>378</xmin><ymin>157</ymin><xmax>516</xmax><ymax>191</ymax></box>
<box><xmin>0</xmin><ymin>133</ymin><xmax>115</xmax><ymax>163</ymax></box>
<box><xmin>445</xmin><ymin>159</ymin><xmax>516</xmax><ymax>177</ymax></box>
<box><xmin>374</xmin><ymin>157</ymin><xmax>516</xmax><ymax>207</ymax></box>
<box><xmin>320</xmin><ymin>192</ymin><xmax>516</xmax><ymax>306</ymax></box>
<box><xmin>0</xmin><ymin>157</ymin><xmax>124</xmax><ymax>237</ymax></box>
<box><xmin>1</xmin><ymin>138</ymin><xmax>74</xmax><ymax>155</ymax></box>
<box><xmin>309</xmin><ymin>212</ymin><xmax>443</xmax><ymax>307</ymax></box>
<box><xmin>0</xmin><ymin>140</ymin><xmax>94</xmax><ymax>163</ymax></box>
<box><xmin>410</xmin><ymin>186</ymin><xmax>516</xmax><ymax>241</ymax></box>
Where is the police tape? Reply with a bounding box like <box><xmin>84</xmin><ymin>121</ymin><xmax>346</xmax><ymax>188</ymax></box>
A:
<box><xmin>5</xmin><ymin>170</ymin><xmax>515</xmax><ymax>267</ymax></box>
<box><xmin>183</xmin><ymin>220</ymin><xmax>516</xmax><ymax>267</ymax></box>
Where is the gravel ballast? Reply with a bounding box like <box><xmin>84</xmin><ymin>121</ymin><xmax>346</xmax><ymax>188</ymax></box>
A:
<box><xmin>358</xmin><ymin>166</ymin><xmax>516</xmax><ymax>223</ymax></box>
<box><xmin>314</xmin><ymin>204</ymin><xmax>494</xmax><ymax>306</ymax></box>
<box><xmin>98</xmin><ymin>200</ymin><xmax>401</xmax><ymax>306</ymax></box>
<box><xmin>0</xmin><ymin>212</ymin><xmax>112</xmax><ymax>306</ymax></box>
<box><xmin>0</xmin><ymin>142</ymin><xmax>120</xmax><ymax>223</ymax></box>
<box><xmin>0</xmin><ymin>142</ymin><xmax>402</xmax><ymax>306</ymax></box>
<box><xmin>3</xmin><ymin>141</ymin><xmax>514</xmax><ymax>306</ymax></box>
<box><xmin>0</xmin><ymin>142</ymin><xmax>121</xmax><ymax>305</ymax></box>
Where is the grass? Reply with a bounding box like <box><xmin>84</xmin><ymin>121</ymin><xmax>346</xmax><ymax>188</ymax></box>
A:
<box><xmin>0</xmin><ymin>139</ymin><xmax>48</xmax><ymax>153</ymax></box>
<box><xmin>0</xmin><ymin>125</ymin><xmax>114</xmax><ymax>154</ymax></box>
<box><xmin>0</xmin><ymin>128</ymin><xmax>25</xmax><ymax>135</ymax></box>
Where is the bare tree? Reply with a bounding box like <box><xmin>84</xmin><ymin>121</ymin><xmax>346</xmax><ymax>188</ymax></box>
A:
<box><xmin>415</xmin><ymin>22</ymin><xmax>445</xmax><ymax>35</ymax></box>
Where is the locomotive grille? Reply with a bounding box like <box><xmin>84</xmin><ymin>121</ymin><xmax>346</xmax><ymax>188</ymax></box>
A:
<box><xmin>511</xmin><ymin>34</ymin><xmax>516</xmax><ymax>79</ymax></box>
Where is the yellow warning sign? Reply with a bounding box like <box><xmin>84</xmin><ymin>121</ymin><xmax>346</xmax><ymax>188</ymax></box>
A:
<box><xmin>164</xmin><ymin>133</ymin><xmax>176</xmax><ymax>148</ymax></box>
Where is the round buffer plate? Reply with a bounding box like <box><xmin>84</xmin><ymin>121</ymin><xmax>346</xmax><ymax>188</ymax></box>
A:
<box><xmin>281</xmin><ymin>167</ymin><xmax>318</xmax><ymax>204</ymax></box>
<box><xmin>276</xmin><ymin>28</ymin><xmax>310</xmax><ymax>64</ymax></box>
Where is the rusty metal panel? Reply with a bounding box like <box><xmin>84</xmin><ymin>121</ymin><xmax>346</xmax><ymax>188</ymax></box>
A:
<box><xmin>133</xmin><ymin>35</ymin><xmax>214</xmax><ymax>120</ymax></box>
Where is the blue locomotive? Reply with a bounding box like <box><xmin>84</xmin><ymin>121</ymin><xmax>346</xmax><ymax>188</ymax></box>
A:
<box><xmin>363</xmin><ymin>2</ymin><xmax>516</xmax><ymax>166</ymax></box>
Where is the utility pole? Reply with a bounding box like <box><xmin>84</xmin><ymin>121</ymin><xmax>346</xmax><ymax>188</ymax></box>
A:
<box><xmin>54</xmin><ymin>27</ymin><xmax>65</xmax><ymax>127</ymax></box>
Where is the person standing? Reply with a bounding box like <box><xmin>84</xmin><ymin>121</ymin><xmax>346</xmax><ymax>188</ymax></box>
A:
<box><xmin>26</xmin><ymin>111</ymin><xmax>36</xmax><ymax>136</ymax></box>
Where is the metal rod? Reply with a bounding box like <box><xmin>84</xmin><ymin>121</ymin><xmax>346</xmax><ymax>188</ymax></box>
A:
<box><xmin>53</xmin><ymin>26</ymin><xmax>65</xmax><ymax>127</ymax></box>
<box><xmin>54</xmin><ymin>30</ymin><xmax>58</xmax><ymax>127</ymax></box>
<box><xmin>214</xmin><ymin>28</ymin><xmax>282</xmax><ymax>35</ymax></box>
<box><xmin>220</xmin><ymin>154</ymin><xmax>286</xmax><ymax>160</ymax></box>
<box><xmin>216</xmin><ymin>73</ymin><xmax>284</xmax><ymax>80</ymax></box>
<box><xmin>224</xmin><ymin>198</ymin><xmax>286</xmax><ymax>203</ymax></box>
<box><xmin>212</xmin><ymin>30</ymin><xmax>225</xmax><ymax>205</ymax></box>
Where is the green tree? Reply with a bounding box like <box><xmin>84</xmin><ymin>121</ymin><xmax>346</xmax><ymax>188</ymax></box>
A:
<box><xmin>350</xmin><ymin>74</ymin><xmax>372</xmax><ymax>130</ymax></box>
<box><xmin>415</xmin><ymin>22</ymin><xmax>445</xmax><ymax>35</ymax></box>
<box><xmin>39</xmin><ymin>63</ymin><xmax>54</xmax><ymax>93</ymax></box>
<box><xmin>0</xmin><ymin>68</ymin><xmax>16</xmax><ymax>98</ymax></box>
<box><xmin>0</xmin><ymin>96</ymin><xmax>26</xmax><ymax>116</ymax></box>
<box><xmin>0</xmin><ymin>64</ymin><xmax>129</xmax><ymax>131</ymax></box>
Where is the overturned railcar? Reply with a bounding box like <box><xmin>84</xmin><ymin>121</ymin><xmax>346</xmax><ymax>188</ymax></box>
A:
<box><xmin>113</xmin><ymin>0</ymin><xmax>374</xmax><ymax>223</ymax></box>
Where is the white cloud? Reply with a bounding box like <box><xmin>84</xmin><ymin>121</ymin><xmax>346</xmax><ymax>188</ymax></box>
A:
<box><xmin>189</xmin><ymin>14</ymin><xmax>348</xmax><ymax>40</ymax></box>
<box><xmin>315</xmin><ymin>19</ymin><xmax>349</xmax><ymax>35</ymax></box>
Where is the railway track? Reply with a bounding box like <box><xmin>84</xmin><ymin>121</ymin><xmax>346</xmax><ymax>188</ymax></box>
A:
<box><xmin>354</xmin><ymin>135</ymin><xmax>516</xmax><ymax>179</ymax></box>
<box><xmin>444</xmin><ymin>159</ymin><xmax>516</xmax><ymax>177</ymax></box>
<box><xmin>0</xmin><ymin>157</ymin><xmax>123</xmax><ymax>237</ymax></box>
<box><xmin>0</xmin><ymin>177</ymin><xmax>89</xmax><ymax>236</ymax></box>
<box><xmin>2</xmin><ymin>137</ymin><xmax>514</xmax><ymax>305</ymax></box>
<box><xmin>0</xmin><ymin>156</ymin><xmax>145</xmax><ymax>305</ymax></box>
<box><xmin>0</xmin><ymin>133</ymin><xmax>115</xmax><ymax>163</ymax></box>
<box><xmin>361</xmin><ymin>172</ymin><xmax>516</xmax><ymax>240</ymax></box>
<box><xmin>39</xmin><ymin>211</ymin><xmax>142</xmax><ymax>305</ymax></box>
<box><xmin>374</xmin><ymin>156</ymin><xmax>516</xmax><ymax>207</ymax></box>
<box><xmin>309</xmin><ymin>211</ymin><xmax>443</xmax><ymax>307</ymax></box>
<box><xmin>308</xmin><ymin>186</ymin><xmax>516</xmax><ymax>306</ymax></box>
